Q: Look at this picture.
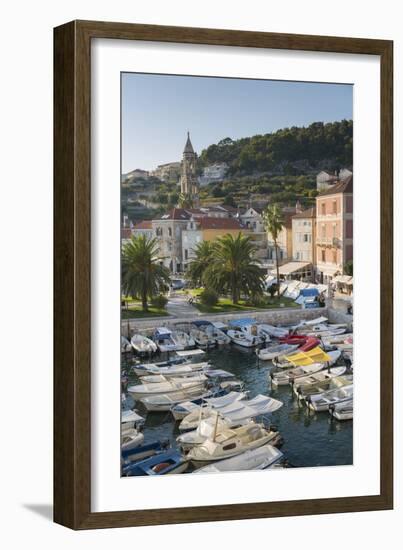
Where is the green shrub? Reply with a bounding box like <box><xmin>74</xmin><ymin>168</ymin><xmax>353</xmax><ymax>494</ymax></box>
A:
<box><xmin>199</xmin><ymin>289</ymin><xmax>219</xmax><ymax>307</ymax></box>
<box><xmin>150</xmin><ymin>294</ymin><xmax>168</xmax><ymax>309</ymax></box>
<box><xmin>249</xmin><ymin>293</ymin><xmax>267</xmax><ymax>307</ymax></box>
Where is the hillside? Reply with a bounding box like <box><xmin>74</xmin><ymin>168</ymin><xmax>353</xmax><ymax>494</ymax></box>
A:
<box><xmin>122</xmin><ymin>120</ymin><xmax>352</xmax><ymax>220</ymax></box>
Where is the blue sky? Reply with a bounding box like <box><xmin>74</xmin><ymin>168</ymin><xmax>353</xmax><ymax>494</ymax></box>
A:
<box><xmin>121</xmin><ymin>72</ymin><xmax>352</xmax><ymax>173</ymax></box>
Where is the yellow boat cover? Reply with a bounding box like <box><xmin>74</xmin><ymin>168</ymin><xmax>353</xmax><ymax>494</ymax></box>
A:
<box><xmin>283</xmin><ymin>346</ymin><xmax>331</xmax><ymax>366</ymax></box>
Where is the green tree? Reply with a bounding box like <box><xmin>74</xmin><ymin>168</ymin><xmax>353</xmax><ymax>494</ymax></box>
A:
<box><xmin>185</xmin><ymin>241</ymin><xmax>215</xmax><ymax>286</ymax></box>
<box><xmin>262</xmin><ymin>204</ymin><xmax>284</xmax><ymax>298</ymax></box>
<box><xmin>344</xmin><ymin>260</ymin><xmax>353</xmax><ymax>276</ymax></box>
<box><xmin>121</xmin><ymin>235</ymin><xmax>170</xmax><ymax>311</ymax></box>
<box><xmin>204</xmin><ymin>233</ymin><xmax>265</xmax><ymax>304</ymax></box>
<box><xmin>178</xmin><ymin>193</ymin><xmax>194</xmax><ymax>208</ymax></box>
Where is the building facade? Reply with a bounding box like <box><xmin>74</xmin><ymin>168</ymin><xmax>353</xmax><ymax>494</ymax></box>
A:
<box><xmin>152</xmin><ymin>208</ymin><xmax>191</xmax><ymax>273</ymax></box>
<box><xmin>315</xmin><ymin>175</ymin><xmax>353</xmax><ymax>283</ymax></box>
<box><xmin>292</xmin><ymin>207</ymin><xmax>316</xmax><ymax>264</ymax></box>
<box><xmin>199</xmin><ymin>162</ymin><xmax>229</xmax><ymax>186</ymax></box>
<box><xmin>151</xmin><ymin>162</ymin><xmax>181</xmax><ymax>182</ymax></box>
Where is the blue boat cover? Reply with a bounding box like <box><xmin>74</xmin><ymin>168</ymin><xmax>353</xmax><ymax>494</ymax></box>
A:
<box><xmin>192</xmin><ymin>320</ymin><xmax>213</xmax><ymax>327</ymax></box>
<box><xmin>228</xmin><ymin>318</ymin><xmax>256</xmax><ymax>327</ymax></box>
<box><xmin>299</xmin><ymin>288</ymin><xmax>319</xmax><ymax>297</ymax></box>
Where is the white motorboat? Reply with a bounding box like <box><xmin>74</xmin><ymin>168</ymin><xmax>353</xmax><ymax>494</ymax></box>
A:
<box><xmin>141</xmin><ymin>388</ymin><xmax>212</xmax><ymax>412</ymax></box>
<box><xmin>330</xmin><ymin>398</ymin><xmax>353</xmax><ymax>420</ymax></box>
<box><xmin>227</xmin><ymin>318</ymin><xmax>264</xmax><ymax>347</ymax></box>
<box><xmin>170</xmin><ymin>391</ymin><xmax>247</xmax><ymax>421</ymax></box>
<box><xmin>121</xmin><ymin>336</ymin><xmax>132</xmax><ymax>353</ymax></box>
<box><xmin>291</xmin><ymin>366</ymin><xmax>347</xmax><ymax>389</ymax></box>
<box><xmin>294</xmin><ymin>373</ymin><xmax>353</xmax><ymax>399</ymax></box>
<box><xmin>179</xmin><ymin>394</ymin><xmax>283</xmax><ymax>432</ymax></box>
<box><xmin>256</xmin><ymin>343</ymin><xmax>299</xmax><ymax>361</ymax></box>
<box><xmin>190</xmin><ymin>327</ymin><xmax>215</xmax><ymax>348</ymax></box>
<box><xmin>121</xmin><ymin>428</ymin><xmax>144</xmax><ymax>451</ymax></box>
<box><xmin>121</xmin><ymin>409</ymin><xmax>145</xmax><ymax>428</ymax></box>
<box><xmin>130</xmin><ymin>334</ymin><xmax>158</xmax><ymax>354</ymax></box>
<box><xmin>139</xmin><ymin>373</ymin><xmax>208</xmax><ymax>385</ymax></box>
<box><xmin>258</xmin><ymin>324</ymin><xmax>289</xmax><ymax>339</ymax></box>
<box><xmin>270</xmin><ymin>362</ymin><xmax>333</xmax><ymax>387</ymax></box>
<box><xmin>308</xmin><ymin>384</ymin><xmax>354</xmax><ymax>411</ymax></box>
<box><xmin>128</xmin><ymin>376</ymin><xmax>207</xmax><ymax>400</ymax></box>
<box><xmin>192</xmin><ymin>320</ymin><xmax>231</xmax><ymax>345</ymax></box>
<box><xmin>170</xmin><ymin>330</ymin><xmax>196</xmax><ymax>350</ymax></box>
<box><xmin>132</xmin><ymin>361</ymin><xmax>208</xmax><ymax>377</ymax></box>
<box><xmin>274</xmin><ymin>348</ymin><xmax>341</xmax><ymax>369</ymax></box>
<box><xmin>193</xmin><ymin>444</ymin><xmax>283</xmax><ymax>473</ymax></box>
<box><xmin>153</xmin><ymin>327</ymin><xmax>178</xmax><ymax>352</ymax></box>
<box><xmin>187</xmin><ymin>422</ymin><xmax>281</xmax><ymax>462</ymax></box>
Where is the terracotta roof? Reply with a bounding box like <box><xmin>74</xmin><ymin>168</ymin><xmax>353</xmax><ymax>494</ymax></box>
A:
<box><xmin>159</xmin><ymin>208</ymin><xmax>191</xmax><ymax>221</ymax></box>
<box><xmin>199</xmin><ymin>218</ymin><xmax>243</xmax><ymax>230</ymax></box>
<box><xmin>292</xmin><ymin>207</ymin><xmax>316</xmax><ymax>219</ymax></box>
<box><xmin>318</xmin><ymin>175</ymin><xmax>353</xmax><ymax>196</ymax></box>
<box><xmin>121</xmin><ymin>228</ymin><xmax>133</xmax><ymax>239</ymax></box>
<box><xmin>133</xmin><ymin>220</ymin><xmax>152</xmax><ymax>230</ymax></box>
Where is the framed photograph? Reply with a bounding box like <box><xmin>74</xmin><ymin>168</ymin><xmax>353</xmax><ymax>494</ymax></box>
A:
<box><xmin>54</xmin><ymin>20</ymin><xmax>393</xmax><ymax>529</ymax></box>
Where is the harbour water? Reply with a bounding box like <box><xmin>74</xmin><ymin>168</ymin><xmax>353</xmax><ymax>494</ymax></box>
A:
<box><xmin>122</xmin><ymin>345</ymin><xmax>353</xmax><ymax>469</ymax></box>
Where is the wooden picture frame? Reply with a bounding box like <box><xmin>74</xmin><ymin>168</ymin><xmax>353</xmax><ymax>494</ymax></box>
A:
<box><xmin>54</xmin><ymin>20</ymin><xmax>393</xmax><ymax>529</ymax></box>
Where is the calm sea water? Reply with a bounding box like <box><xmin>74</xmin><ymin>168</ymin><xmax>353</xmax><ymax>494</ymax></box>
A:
<box><xmin>122</xmin><ymin>346</ymin><xmax>353</xmax><ymax>469</ymax></box>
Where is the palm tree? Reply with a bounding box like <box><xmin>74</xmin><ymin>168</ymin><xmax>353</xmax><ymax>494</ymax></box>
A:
<box><xmin>262</xmin><ymin>204</ymin><xmax>283</xmax><ymax>298</ymax></box>
<box><xmin>178</xmin><ymin>193</ymin><xmax>194</xmax><ymax>208</ymax></box>
<box><xmin>122</xmin><ymin>234</ymin><xmax>170</xmax><ymax>311</ymax></box>
<box><xmin>185</xmin><ymin>240</ymin><xmax>215</xmax><ymax>287</ymax></box>
<box><xmin>204</xmin><ymin>233</ymin><xmax>265</xmax><ymax>304</ymax></box>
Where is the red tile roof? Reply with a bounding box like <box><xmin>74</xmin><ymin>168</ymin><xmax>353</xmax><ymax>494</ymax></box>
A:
<box><xmin>159</xmin><ymin>208</ymin><xmax>191</xmax><ymax>221</ymax></box>
<box><xmin>318</xmin><ymin>175</ymin><xmax>353</xmax><ymax>196</ymax></box>
<box><xmin>292</xmin><ymin>207</ymin><xmax>316</xmax><ymax>219</ymax></box>
<box><xmin>199</xmin><ymin>218</ymin><xmax>243</xmax><ymax>230</ymax></box>
<box><xmin>133</xmin><ymin>220</ymin><xmax>152</xmax><ymax>230</ymax></box>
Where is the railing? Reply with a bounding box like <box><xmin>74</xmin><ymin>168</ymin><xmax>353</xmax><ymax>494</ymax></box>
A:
<box><xmin>316</xmin><ymin>237</ymin><xmax>342</xmax><ymax>248</ymax></box>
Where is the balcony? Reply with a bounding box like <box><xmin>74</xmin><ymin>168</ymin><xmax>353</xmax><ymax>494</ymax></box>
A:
<box><xmin>316</xmin><ymin>237</ymin><xmax>342</xmax><ymax>248</ymax></box>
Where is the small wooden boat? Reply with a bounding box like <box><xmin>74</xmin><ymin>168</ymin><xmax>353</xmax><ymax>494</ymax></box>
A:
<box><xmin>132</xmin><ymin>360</ymin><xmax>207</xmax><ymax>377</ymax></box>
<box><xmin>170</xmin><ymin>330</ymin><xmax>196</xmax><ymax>350</ymax></box>
<box><xmin>179</xmin><ymin>394</ymin><xmax>283</xmax><ymax>432</ymax></box>
<box><xmin>291</xmin><ymin>366</ymin><xmax>346</xmax><ymax>389</ymax></box>
<box><xmin>121</xmin><ymin>427</ymin><xmax>144</xmax><ymax>451</ymax></box>
<box><xmin>128</xmin><ymin>376</ymin><xmax>207</xmax><ymax>400</ymax></box>
<box><xmin>273</xmin><ymin>347</ymin><xmax>340</xmax><ymax>369</ymax></box>
<box><xmin>192</xmin><ymin>320</ymin><xmax>231</xmax><ymax>345</ymax></box>
<box><xmin>308</xmin><ymin>384</ymin><xmax>353</xmax><ymax>411</ymax></box>
<box><xmin>121</xmin><ymin>440</ymin><xmax>169</xmax><ymax>465</ymax></box>
<box><xmin>122</xmin><ymin>449</ymin><xmax>188</xmax><ymax>476</ymax></box>
<box><xmin>187</xmin><ymin>422</ymin><xmax>281</xmax><ymax>462</ymax></box>
<box><xmin>121</xmin><ymin>336</ymin><xmax>132</xmax><ymax>353</ymax></box>
<box><xmin>257</xmin><ymin>324</ymin><xmax>289</xmax><ymax>339</ymax></box>
<box><xmin>170</xmin><ymin>389</ymin><xmax>238</xmax><ymax>421</ymax></box>
<box><xmin>329</xmin><ymin>398</ymin><xmax>353</xmax><ymax>420</ymax></box>
<box><xmin>141</xmin><ymin>388</ymin><xmax>213</xmax><ymax>412</ymax></box>
<box><xmin>130</xmin><ymin>334</ymin><xmax>158</xmax><ymax>354</ymax></box>
<box><xmin>193</xmin><ymin>444</ymin><xmax>283</xmax><ymax>473</ymax></box>
<box><xmin>256</xmin><ymin>343</ymin><xmax>298</xmax><ymax>361</ymax></box>
<box><xmin>294</xmin><ymin>373</ymin><xmax>353</xmax><ymax>399</ymax></box>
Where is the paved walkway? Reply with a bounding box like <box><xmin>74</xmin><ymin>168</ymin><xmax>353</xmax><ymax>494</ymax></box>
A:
<box><xmin>166</xmin><ymin>292</ymin><xmax>201</xmax><ymax>318</ymax></box>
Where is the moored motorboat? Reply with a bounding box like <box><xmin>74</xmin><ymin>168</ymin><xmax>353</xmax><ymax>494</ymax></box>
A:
<box><xmin>193</xmin><ymin>444</ymin><xmax>284</xmax><ymax>473</ymax></box>
<box><xmin>153</xmin><ymin>327</ymin><xmax>178</xmax><ymax>352</ymax></box>
<box><xmin>170</xmin><ymin>330</ymin><xmax>196</xmax><ymax>350</ymax></box>
<box><xmin>192</xmin><ymin>320</ymin><xmax>231</xmax><ymax>345</ymax></box>
<box><xmin>179</xmin><ymin>394</ymin><xmax>283</xmax><ymax>432</ymax></box>
<box><xmin>307</xmin><ymin>384</ymin><xmax>354</xmax><ymax>411</ymax></box>
<box><xmin>291</xmin><ymin>366</ymin><xmax>346</xmax><ymax>389</ymax></box>
<box><xmin>130</xmin><ymin>333</ymin><xmax>158</xmax><ymax>354</ymax></box>
<box><xmin>170</xmin><ymin>389</ymin><xmax>239</xmax><ymax>421</ymax></box>
<box><xmin>122</xmin><ymin>449</ymin><xmax>188</xmax><ymax>476</ymax></box>
<box><xmin>256</xmin><ymin>343</ymin><xmax>299</xmax><ymax>361</ymax></box>
<box><xmin>128</xmin><ymin>376</ymin><xmax>207</xmax><ymax>400</ymax></box>
<box><xmin>132</xmin><ymin>360</ymin><xmax>208</xmax><ymax>378</ymax></box>
<box><xmin>141</xmin><ymin>388</ymin><xmax>214</xmax><ymax>412</ymax></box>
<box><xmin>257</xmin><ymin>324</ymin><xmax>289</xmax><ymax>339</ymax></box>
<box><xmin>329</xmin><ymin>398</ymin><xmax>354</xmax><ymax>420</ymax></box>
<box><xmin>121</xmin><ymin>440</ymin><xmax>169</xmax><ymax>465</ymax></box>
<box><xmin>273</xmin><ymin>347</ymin><xmax>340</xmax><ymax>368</ymax></box>
<box><xmin>293</xmin><ymin>373</ymin><xmax>353</xmax><ymax>399</ymax></box>
<box><xmin>121</xmin><ymin>335</ymin><xmax>132</xmax><ymax>353</ymax></box>
<box><xmin>187</xmin><ymin>422</ymin><xmax>281</xmax><ymax>462</ymax></box>
<box><xmin>227</xmin><ymin>319</ymin><xmax>264</xmax><ymax>347</ymax></box>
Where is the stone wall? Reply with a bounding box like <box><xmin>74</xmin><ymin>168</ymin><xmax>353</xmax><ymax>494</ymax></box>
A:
<box><xmin>121</xmin><ymin>307</ymin><xmax>329</xmax><ymax>338</ymax></box>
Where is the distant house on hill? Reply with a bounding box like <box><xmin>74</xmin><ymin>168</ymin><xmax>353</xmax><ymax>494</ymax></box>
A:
<box><xmin>151</xmin><ymin>162</ymin><xmax>181</xmax><ymax>182</ymax></box>
<box><xmin>123</xmin><ymin>168</ymin><xmax>150</xmax><ymax>182</ymax></box>
<box><xmin>199</xmin><ymin>162</ymin><xmax>229</xmax><ymax>186</ymax></box>
<box><xmin>316</xmin><ymin>170</ymin><xmax>338</xmax><ymax>191</ymax></box>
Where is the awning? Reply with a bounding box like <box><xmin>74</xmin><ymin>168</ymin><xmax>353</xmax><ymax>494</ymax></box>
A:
<box><xmin>333</xmin><ymin>275</ymin><xmax>353</xmax><ymax>285</ymax></box>
<box><xmin>271</xmin><ymin>261</ymin><xmax>312</xmax><ymax>276</ymax></box>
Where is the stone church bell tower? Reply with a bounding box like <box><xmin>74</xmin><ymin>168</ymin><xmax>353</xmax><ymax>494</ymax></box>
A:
<box><xmin>180</xmin><ymin>132</ymin><xmax>199</xmax><ymax>207</ymax></box>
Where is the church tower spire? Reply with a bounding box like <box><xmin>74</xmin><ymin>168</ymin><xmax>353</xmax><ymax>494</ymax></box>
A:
<box><xmin>180</xmin><ymin>131</ymin><xmax>199</xmax><ymax>207</ymax></box>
